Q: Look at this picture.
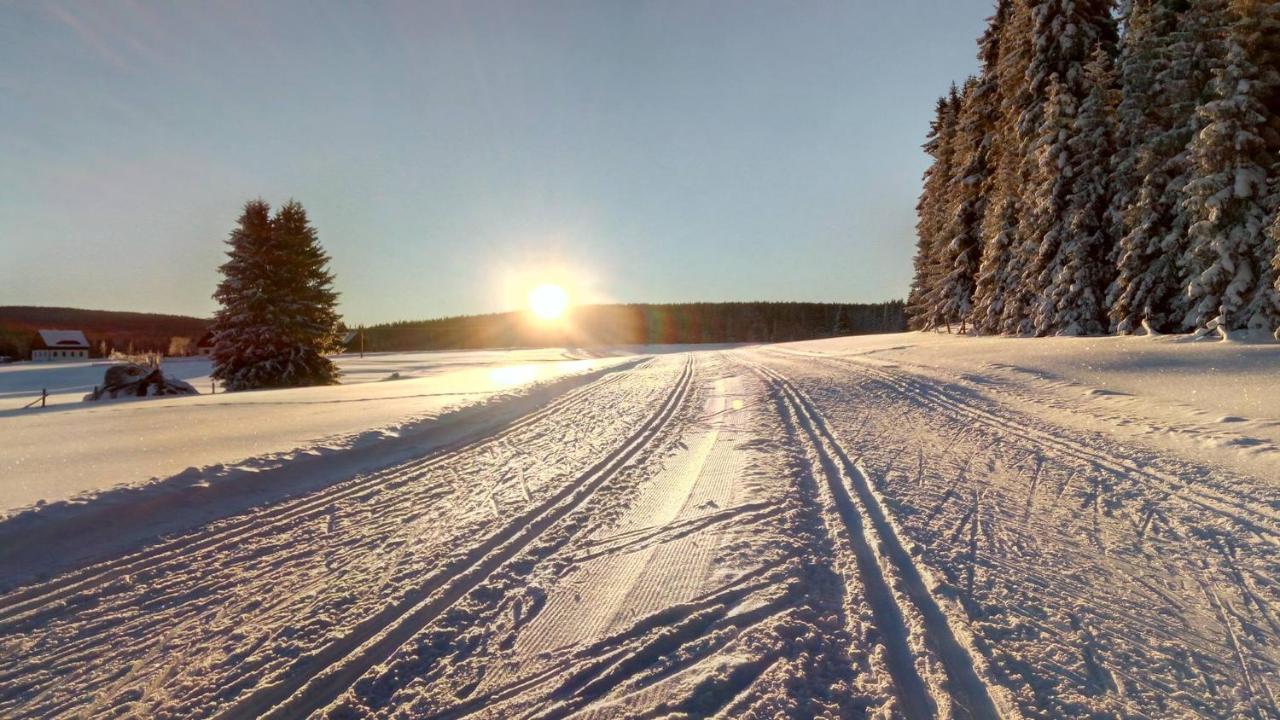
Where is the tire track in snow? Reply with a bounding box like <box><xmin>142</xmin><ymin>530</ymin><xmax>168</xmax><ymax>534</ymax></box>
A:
<box><xmin>751</xmin><ymin>359</ymin><xmax>1003</xmax><ymax>720</ymax></box>
<box><xmin>0</xmin><ymin>363</ymin><xmax>640</xmax><ymax>627</ymax></box>
<box><xmin>210</xmin><ymin>356</ymin><xmax>695</xmax><ymax>720</ymax></box>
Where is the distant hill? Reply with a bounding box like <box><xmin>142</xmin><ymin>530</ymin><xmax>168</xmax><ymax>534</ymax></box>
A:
<box><xmin>0</xmin><ymin>306</ymin><xmax>209</xmax><ymax>358</ymax></box>
<box><xmin>356</xmin><ymin>301</ymin><xmax>905</xmax><ymax>353</ymax></box>
<box><xmin>0</xmin><ymin>300</ymin><xmax>906</xmax><ymax>360</ymax></box>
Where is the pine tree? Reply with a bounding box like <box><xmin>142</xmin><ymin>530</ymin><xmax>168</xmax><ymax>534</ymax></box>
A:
<box><xmin>924</xmin><ymin>1</ymin><xmax>1015</xmax><ymax>334</ymax></box>
<box><xmin>908</xmin><ymin>91</ymin><xmax>961</xmax><ymax>329</ymax></box>
<box><xmin>912</xmin><ymin>0</ymin><xmax>1280</xmax><ymax>339</ymax></box>
<box><xmin>1242</xmin><ymin>0</ymin><xmax>1280</xmax><ymax>336</ymax></box>
<box><xmin>1180</xmin><ymin>0</ymin><xmax>1280</xmax><ymax>337</ymax></box>
<box><xmin>1271</xmin><ymin>213</ymin><xmax>1280</xmax><ymax>339</ymax></box>
<box><xmin>1109</xmin><ymin>1</ymin><xmax>1226</xmax><ymax>333</ymax></box>
<box><xmin>831</xmin><ymin>306</ymin><xmax>851</xmax><ymax>336</ymax></box>
<box><xmin>211</xmin><ymin>200</ymin><xmax>342</xmax><ymax>390</ymax></box>
<box><xmin>1035</xmin><ymin>49</ymin><xmax>1119</xmax><ymax>335</ymax></box>
<box><xmin>907</xmin><ymin>97</ymin><xmax>948</xmax><ymax>328</ymax></box>
<box><xmin>1014</xmin><ymin>74</ymin><xmax>1077</xmax><ymax>335</ymax></box>
<box><xmin>971</xmin><ymin>0</ymin><xmax>1024</xmax><ymax>334</ymax></box>
<box><xmin>1017</xmin><ymin>0</ymin><xmax>1118</xmax><ymax>134</ymax></box>
<box><xmin>924</xmin><ymin>77</ymin><xmax>993</xmax><ymax>333</ymax></box>
<box><xmin>1108</xmin><ymin>0</ymin><xmax>1164</xmax><ymax>248</ymax></box>
<box><xmin>1000</xmin><ymin>0</ymin><xmax>1117</xmax><ymax>334</ymax></box>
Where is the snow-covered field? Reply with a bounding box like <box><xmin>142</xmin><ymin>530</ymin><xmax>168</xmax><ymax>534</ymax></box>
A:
<box><xmin>1</xmin><ymin>334</ymin><xmax>1277</xmax><ymax>719</ymax></box>
<box><xmin>0</xmin><ymin>350</ymin><xmax>634</xmax><ymax>514</ymax></box>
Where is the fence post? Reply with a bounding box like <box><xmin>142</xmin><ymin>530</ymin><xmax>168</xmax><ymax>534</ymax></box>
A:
<box><xmin>41</xmin><ymin>388</ymin><xmax>47</xmax><ymax>408</ymax></box>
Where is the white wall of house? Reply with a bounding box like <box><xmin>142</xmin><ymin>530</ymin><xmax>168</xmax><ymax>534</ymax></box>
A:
<box><xmin>32</xmin><ymin>349</ymin><xmax>89</xmax><ymax>362</ymax></box>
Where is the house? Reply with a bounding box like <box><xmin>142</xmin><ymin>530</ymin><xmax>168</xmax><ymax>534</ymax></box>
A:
<box><xmin>31</xmin><ymin>330</ymin><xmax>90</xmax><ymax>362</ymax></box>
<box><xmin>196</xmin><ymin>331</ymin><xmax>215</xmax><ymax>357</ymax></box>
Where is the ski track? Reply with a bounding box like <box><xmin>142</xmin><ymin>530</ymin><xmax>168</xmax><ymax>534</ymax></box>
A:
<box><xmin>320</xmin><ymin>353</ymin><xmax>877</xmax><ymax>719</ymax></box>
<box><xmin>0</xmin><ymin>358</ymin><xmax>687</xmax><ymax>718</ymax></box>
<box><xmin>750</xmin><ymin>358</ymin><xmax>1004</xmax><ymax>720</ymax></box>
<box><xmin>762</xmin><ymin>346</ymin><xmax>1280</xmax><ymax>719</ymax></box>
<box><xmin>2</xmin><ymin>343</ymin><xmax>1276</xmax><ymax>719</ymax></box>
<box><xmin>344</xmin><ymin>354</ymin><xmax>828</xmax><ymax>719</ymax></box>
<box><xmin>224</xmin><ymin>357</ymin><xmax>696</xmax><ymax>720</ymax></box>
<box><xmin>0</xmin><ymin>366</ymin><xmax>638</xmax><ymax>622</ymax></box>
<box><xmin>485</xmin><ymin>373</ymin><xmax>744</xmax><ymax>713</ymax></box>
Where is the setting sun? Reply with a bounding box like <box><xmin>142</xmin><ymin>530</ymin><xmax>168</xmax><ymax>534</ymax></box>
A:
<box><xmin>528</xmin><ymin>283</ymin><xmax>569</xmax><ymax>320</ymax></box>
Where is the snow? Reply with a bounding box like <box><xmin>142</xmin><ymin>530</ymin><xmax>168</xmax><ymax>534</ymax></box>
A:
<box><xmin>1</xmin><ymin>333</ymin><xmax>1277</xmax><ymax>719</ymax></box>
<box><xmin>786</xmin><ymin>331</ymin><xmax>1280</xmax><ymax>420</ymax></box>
<box><xmin>0</xmin><ymin>349</ymin><xmax>632</xmax><ymax>514</ymax></box>
<box><xmin>33</xmin><ymin>329</ymin><xmax>89</xmax><ymax>348</ymax></box>
<box><xmin>0</xmin><ymin>356</ymin><xmax>208</xmax><ymax>407</ymax></box>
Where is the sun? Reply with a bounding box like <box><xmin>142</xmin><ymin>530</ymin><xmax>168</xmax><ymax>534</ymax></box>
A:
<box><xmin>528</xmin><ymin>283</ymin><xmax>570</xmax><ymax>320</ymax></box>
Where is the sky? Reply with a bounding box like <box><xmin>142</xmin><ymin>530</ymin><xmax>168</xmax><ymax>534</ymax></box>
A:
<box><xmin>0</xmin><ymin>1</ymin><xmax>992</xmax><ymax>325</ymax></box>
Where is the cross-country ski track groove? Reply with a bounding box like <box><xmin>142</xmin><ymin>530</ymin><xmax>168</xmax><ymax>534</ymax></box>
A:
<box><xmin>770</xmin><ymin>348</ymin><xmax>1279</xmax><ymax>542</ymax></box>
<box><xmin>210</xmin><ymin>355</ymin><xmax>693</xmax><ymax>720</ymax></box>
<box><xmin>808</xmin><ymin>348</ymin><xmax>1280</xmax><ymax>648</ymax></box>
<box><xmin>0</xmin><ymin>361</ymin><xmax>643</xmax><ymax>625</ymax></box>
<box><xmin>441</xmin><ymin>363</ymin><xmax>783</xmax><ymax>719</ymax></box>
<box><xmin>749</xmin><ymin>358</ymin><xmax>1005</xmax><ymax>720</ymax></box>
<box><xmin>762</xmin><ymin>347</ymin><xmax>1279</xmax><ymax>719</ymax></box>
<box><xmin>6</xmin><ymin>342</ymin><xmax>1275</xmax><ymax>719</ymax></box>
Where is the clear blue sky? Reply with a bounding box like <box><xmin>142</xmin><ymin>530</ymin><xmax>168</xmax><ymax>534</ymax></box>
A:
<box><xmin>0</xmin><ymin>1</ymin><xmax>991</xmax><ymax>324</ymax></box>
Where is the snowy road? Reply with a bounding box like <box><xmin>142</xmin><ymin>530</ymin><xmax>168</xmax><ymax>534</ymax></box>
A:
<box><xmin>1</xmin><ymin>339</ymin><xmax>1277</xmax><ymax>719</ymax></box>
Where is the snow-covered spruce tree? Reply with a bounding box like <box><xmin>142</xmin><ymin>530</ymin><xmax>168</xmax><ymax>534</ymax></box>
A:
<box><xmin>1017</xmin><ymin>0</ymin><xmax>1117</xmax><ymax>138</ymax></box>
<box><xmin>1180</xmin><ymin>1</ymin><xmax>1280</xmax><ymax>337</ymax></box>
<box><xmin>908</xmin><ymin>90</ymin><xmax>961</xmax><ymax>329</ymax></box>
<box><xmin>1272</xmin><ymin>213</ymin><xmax>1280</xmax><ymax>339</ymax></box>
<box><xmin>1109</xmin><ymin>1</ymin><xmax>1227</xmax><ymax>333</ymax></box>
<box><xmin>1107</xmin><ymin>0</ymin><xmax>1165</xmax><ymax>251</ymax></box>
<box><xmin>1243</xmin><ymin>0</ymin><xmax>1280</xmax><ymax>336</ymax></box>
<box><xmin>907</xmin><ymin>98</ymin><xmax>947</xmax><ymax>328</ymax></box>
<box><xmin>1014</xmin><ymin>74</ymin><xmax>1077</xmax><ymax>335</ymax></box>
<box><xmin>1035</xmin><ymin>49</ymin><xmax>1119</xmax><ymax>335</ymax></box>
<box><xmin>972</xmin><ymin>182</ymin><xmax>1020</xmax><ymax>333</ymax></box>
<box><xmin>970</xmin><ymin>0</ymin><xmax>1025</xmax><ymax>334</ymax></box>
<box><xmin>924</xmin><ymin>77</ymin><xmax>993</xmax><ymax>333</ymax></box>
<box><xmin>211</xmin><ymin>200</ymin><xmax>341</xmax><ymax>390</ymax></box>
<box><xmin>1000</xmin><ymin>0</ymin><xmax>1117</xmax><ymax>335</ymax></box>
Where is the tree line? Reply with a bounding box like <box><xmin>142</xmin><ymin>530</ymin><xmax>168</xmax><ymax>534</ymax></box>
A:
<box><xmin>358</xmin><ymin>301</ymin><xmax>905</xmax><ymax>353</ymax></box>
<box><xmin>908</xmin><ymin>0</ymin><xmax>1280</xmax><ymax>339</ymax></box>
<box><xmin>0</xmin><ymin>306</ymin><xmax>208</xmax><ymax>360</ymax></box>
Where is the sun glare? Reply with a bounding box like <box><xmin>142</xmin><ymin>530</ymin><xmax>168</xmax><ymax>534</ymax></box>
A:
<box><xmin>528</xmin><ymin>283</ymin><xmax>569</xmax><ymax>320</ymax></box>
